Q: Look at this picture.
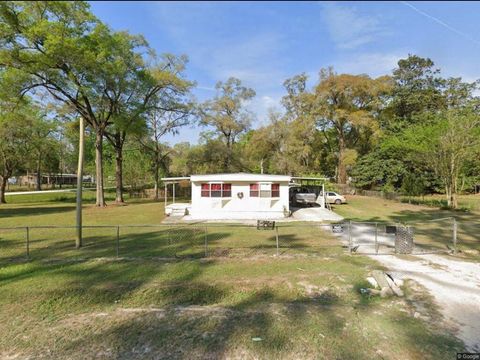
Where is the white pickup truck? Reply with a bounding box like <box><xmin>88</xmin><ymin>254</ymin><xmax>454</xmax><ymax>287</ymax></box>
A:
<box><xmin>289</xmin><ymin>187</ymin><xmax>318</xmax><ymax>206</ymax></box>
<box><xmin>290</xmin><ymin>187</ymin><xmax>347</xmax><ymax>206</ymax></box>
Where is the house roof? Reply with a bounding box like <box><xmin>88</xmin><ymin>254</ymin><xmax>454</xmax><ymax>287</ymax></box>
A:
<box><xmin>190</xmin><ymin>173</ymin><xmax>291</xmax><ymax>182</ymax></box>
<box><xmin>161</xmin><ymin>173</ymin><xmax>328</xmax><ymax>183</ymax></box>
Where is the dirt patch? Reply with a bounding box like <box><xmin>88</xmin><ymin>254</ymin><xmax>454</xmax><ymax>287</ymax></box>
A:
<box><xmin>370</xmin><ymin>254</ymin><xmax>480</xmax><ymax>351</ymax></box>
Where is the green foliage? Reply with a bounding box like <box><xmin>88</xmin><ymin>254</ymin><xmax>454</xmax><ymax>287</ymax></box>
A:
<box><xmin>401</xmin><ymin>173</ymin><xmax>426</xmax><ymax>197</ymax></box>
<box><xmin>1</xmin><ymin>2</ymin><xmax>479</xmax><ymax>212</ymax></box>
<box><xmin>0</xmin><ymin>90</ymin><xmax>39</xmax><ymax>201</ymax></box>
<box><xmin>200</xmin><ymin>77</ymin><xmax>255</xmax><ymax>171</ymax></box>
<box><xmin>350</xmin><ymin>149</ymin><xmax>406</xmax><ymax>189</ymax></box>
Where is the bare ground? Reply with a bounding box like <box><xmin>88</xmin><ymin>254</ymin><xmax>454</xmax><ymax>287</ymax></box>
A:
<box><xmin>376</xmin><ymin>254</ymin><xmax>480</xmax><ymax>352</ymax></box>
<box><xmin>337</xmin><ymin>223</ymin><xmax>480</xmax><ymax>351</ymax></box>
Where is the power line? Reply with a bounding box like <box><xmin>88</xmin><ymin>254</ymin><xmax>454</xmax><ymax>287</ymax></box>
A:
<box><xmin>401</xmin><ymin>1</ymin><xmax>480</xmax><ymax>47</ymax></box>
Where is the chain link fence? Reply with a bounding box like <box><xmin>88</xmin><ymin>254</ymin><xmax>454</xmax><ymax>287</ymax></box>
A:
<box><xmin>0</xmin><ymin>218</ymin><xmax>474</xmax><ymax>263</ymax></box>
<box><xmin>344</xmin><ymin>217</ymin><xmax>461</xmax><ymax>255</ymax></box>
<box><xmin>0</xmin><ymin>223</ymin><xmax>344</xmax><ymax>263</ymax></box>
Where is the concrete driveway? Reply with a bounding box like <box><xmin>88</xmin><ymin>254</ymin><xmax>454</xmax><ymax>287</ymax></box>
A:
<box><xmin>290</xmin><ymin>206</ymin><xmax>344</xmax><ymax>222</ymax></box>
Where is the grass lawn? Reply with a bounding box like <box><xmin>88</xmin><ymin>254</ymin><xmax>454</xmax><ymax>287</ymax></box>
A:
<box><xmin>332</xmin><ymin>195</ymin><xmax>480</xmax><ymax>259</ymax></box>
<box><xmin>402</xmin><ymin>193</ymin><xmax>480</xmax><ymax>212</ymax></box>
<box><xmin>0</xmin><ymin>191</ymin><xmax>342</xmax><ymax>261</ymax></box>
<box><xmin>0</xmin><ymin>193</ymin><xmax>467</xmax><ymax>358</ymax></box>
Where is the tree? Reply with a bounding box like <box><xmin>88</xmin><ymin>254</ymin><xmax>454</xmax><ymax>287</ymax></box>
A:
<box><xmin>401</xmin><ymin>173</ymin><xmax>426</xmax><ymax>202</ymax></box>
<box><xmin>355</xmin><ymin>56</ymin><xmax>479</xmax><ymax>194</ymax></box>
<box><xmin>0</xmin><ymin>1</ymin><xmax>167</xmax><ymax>206</ymax></box>
<box><xmin>382</xmin><ymin>55</ymin><xmax>445</xmax><ymax>132</ymax></box>
<box><xmin>350</xmin><ymin>149</ymin><xmax>406</xmax><ymax>190</ymax></box>
<box><xmin>313</xmin><ymin>68</ymin><xmax>391</xmax><ymax>183</ymax></box>
<box><xmin>122</xmin><ymin>145</ymin><xmax>152</xmax><ymax>190</ymax></box>
<box><xmin>29</xmin><ymin>116</ymin><xmax>59</xmax><ymax>190</ymax></box>
<box><xmin>104</xmin><ymin>54</ymin><xmax>194</xmax><ymax>203</ymax></box>
<box><xmin>280</xmin><ymin>74</ymin><xmax>320</xmax><ymax>174</ymax></box>
<box><xmin>0</xmin><ymin>93</ymin><xmax>35</xmax><ymax>203</ymax></box>
<box><xmin>200</xmin><ymin>77</ymin><xmax>255</xmax><ymax>171</ymax></box>
<box><xmin>394</xmin><ymin>108</ymin><xmax>480</xmax><ymax>208</ymax></box>
<box><xmin>139</xmin><ymin>102</ymin><xmax>193</xmax><ymax>200</ymax></box>
<box><xmin>242</xmin><ymin>110</ymin><xmax>289</xmax><ymax>173</ymax></box>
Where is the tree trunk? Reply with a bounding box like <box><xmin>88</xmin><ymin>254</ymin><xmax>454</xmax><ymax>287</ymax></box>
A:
<box><xmin>452</xmin><ymin>163</ymin><xmax>459</xmax><ymax>210</ymax></box>
<box><xmin>95</xmin><ymin>130</ymin><xmax>106</xmax><ymax>207</ymax></box>
<box><xmin>451</xmin><ymin>192</ymin><xmax>458</xmax><ymax>209</ymax></box>
<box><xmin>154</xmin><ymin>162</ymin><xmax>159</xmax><ymax>201</ymax></box>
<box><xmin>337</xmin><ymin>132</ymin><xmax>347</xmax><ymax>184</ymax></box>
<box><xmin>450</xmin><ymin>176</ymin><xmax>458</xmax><ymax>209</ymax></box>
<box><xmin>0</xmin><ymin>176</ymin><xmax>7</xmax><ymax>204</ymax></box>
<box><xmin>445</xmin><ymin>183</ymin><xmax>455</xmax><ymax>209</ymax></box>
<box><xmin>224</xmin><ymin>139</ymin><xmax>232</xmax><ymax>172</ymax></box>
<box><xmin>36</xmin><ymin>156</ymin><xmax>42</xmax><ymax>191</ymax></box>
<box><xmin>115</xmin><ymin>146</ymin><xmax>124</xmax><ymax>204</ymax></box>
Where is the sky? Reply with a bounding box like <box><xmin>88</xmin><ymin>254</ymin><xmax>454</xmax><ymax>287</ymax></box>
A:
<box><xmin>89</xmin><ymin>1</ymin><xmax>480</xmax><ymax>144</ymax></box>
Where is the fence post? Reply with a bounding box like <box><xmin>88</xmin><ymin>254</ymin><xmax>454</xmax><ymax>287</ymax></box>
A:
<box><xmin>348</xmin><ymin>220</ymin><xmax>352</xmax><ymax>253</ymax></box>
<box><xmin>25</xmin><ymin>226</ymin><xmax>30</xmax><ymax>260</ymax></box>
<box><xmin>275</xmin><ymin>225</ymin><xmax>279</xmax><ymax>256</ymax></box>
<box><xmin>116</xmin><ymin>226</ymin><xmax>120</xmax><ymax>258</ymax></box>
<box><xmin>375</xmin><ymin>222</ymin><xmax>378</xmax><ymax>255</ymax></box>
<box><xmin>453</xmin><ymin>219</ymin><xmax>457</xmax><ymax>255</ymax></box>
<box><xmin>204</xmin><ymin>226</ymin><xmax>208</xmax><ymax>257</ymax></box>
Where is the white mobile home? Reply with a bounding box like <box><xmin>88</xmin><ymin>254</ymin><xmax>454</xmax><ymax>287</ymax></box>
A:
<box><xmin>190</xmin><ymin>173</ymin><xmax>290</xmax><ymax>220</ymax></box>
<box><xmin>162</xmin><ymin>173</ymin><xmax>291</xmax><ymax>220</ymax></box>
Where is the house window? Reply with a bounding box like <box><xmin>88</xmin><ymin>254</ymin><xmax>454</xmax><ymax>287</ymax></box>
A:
<box><xmin>260</xmin><ymin>183</ymin><xmax>271</xmax><ymax>198</ymax></box>
<box><xmin>250</xmin><ymin>183</ymin><xmax>259</xmax><ymax>197</ymax></box>
<box><xmin>200</xmin><ymin>183</ymin><xmax>232</xmax><ymax>198</ymax></box>
<box><xmin>250</xmin><ymin>183</ymin><xmax>280</xmax><ymax>198</ymax></box>
<box><xmin>211</xmin><ymin>183</ymin><xmax>222</xmax><ymax>197</ymax></box>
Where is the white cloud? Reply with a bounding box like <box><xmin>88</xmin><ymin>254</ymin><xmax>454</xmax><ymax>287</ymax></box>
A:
<box><xmin>322</xmin><ymin>3</ymin><xmax>388</xmax><ymax>49</ymax></box>
<box><xmin>246</xmin><ymin>93</ymin><xmax>284</xmax><ymax>127</ymax></box>
<box><xmin>335</xmin><ymin>52</ymin><xmax>405</xmax><ymax>77</ymax></box>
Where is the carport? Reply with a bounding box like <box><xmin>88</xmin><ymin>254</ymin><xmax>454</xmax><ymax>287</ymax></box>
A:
<box><xmin>290</xmin><ymin>176</ymin><xmax>329</xmax><ymax>209</ymax></box>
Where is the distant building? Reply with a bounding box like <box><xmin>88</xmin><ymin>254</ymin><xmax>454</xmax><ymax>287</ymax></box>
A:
<box><xmin>17</xmin><ymin>174</ymin><xmax>93</xmax><ymax>187</ymax></box>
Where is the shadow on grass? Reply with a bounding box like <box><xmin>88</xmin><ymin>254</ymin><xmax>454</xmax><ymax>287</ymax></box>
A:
<box><xmin>0</xmin><ymin>250</ymin><xmax>466</xmax><ymax>359</ymax></box>
<box><xmin>56</xmin><ymin>277</ymin><xmax>369</xmax><ymax>359</ymax></box>
<box><xmin>1</xmin><ymin>223</ymin><xmax>350</xmax><ymax>265</ymax></box>
<box><xmin>0</xmin><ymin>205</ymin><xmax>75</xmax><ymax>219</ymax></box>
<box><xmin>39</xmin><ymin>262</ymin><xmax>464</xmax><ymax>359</ymax></box>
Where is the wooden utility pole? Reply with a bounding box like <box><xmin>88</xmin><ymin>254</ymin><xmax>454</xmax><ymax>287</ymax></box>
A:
<box><xmin>76</xmin><ymin>117</ymin><xmax>85</xmax><ymax>248</ymax></box>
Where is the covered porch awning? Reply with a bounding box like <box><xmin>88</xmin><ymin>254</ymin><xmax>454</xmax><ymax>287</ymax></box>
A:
<box><xmin>160</xmin><ymin>176</ymin><xmax>191</xmax><ymax>210</ymax></box>
<box><xmin>161</xmin><ymin>176</ymin><xmax>190</xmax><ymax>184</ymax></box>
<box><xmin>290</xmin><ymin>176</ymin><xmax>329</xmax><ymax>186</ymax></box>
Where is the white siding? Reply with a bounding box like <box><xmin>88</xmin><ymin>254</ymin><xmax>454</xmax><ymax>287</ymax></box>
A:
<box><xmin>190</xmin><ymin>180</ymin><xmax>289</xmax><ymax>220</ymax></box>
